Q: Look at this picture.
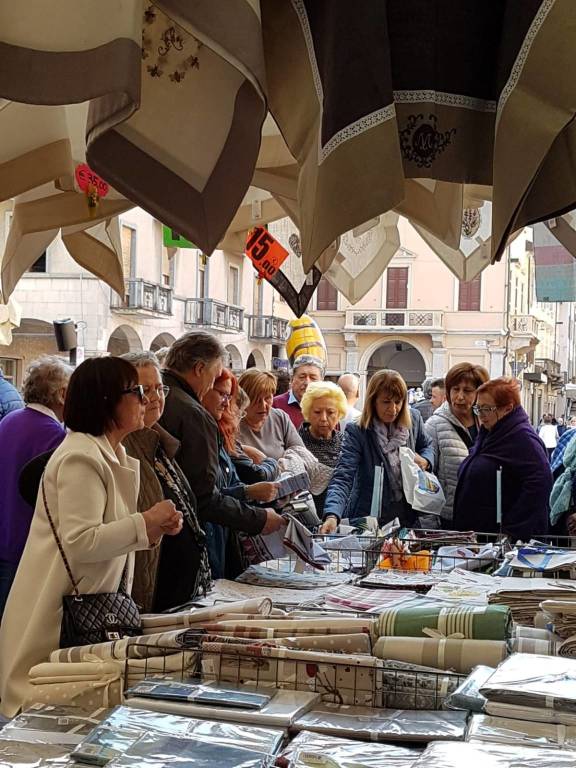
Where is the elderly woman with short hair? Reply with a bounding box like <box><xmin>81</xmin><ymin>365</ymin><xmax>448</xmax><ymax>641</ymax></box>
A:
<box><xmin>298</xmin><ymin>381</ymin><xmax>347</xmax><ymax>516</ymax></box>
<box><xmin>0</xmin><ymin>355</ymin><xmax>72</xmax><ymax>620</ymax></box>
<box><xmin>121</xmin><ymin>351</ymin><xmax>212</xmax><ymax>612</ymax></box>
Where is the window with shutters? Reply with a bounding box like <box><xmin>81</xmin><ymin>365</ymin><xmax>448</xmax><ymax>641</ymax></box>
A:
<box><xmin>120</xmin><ymin>225</ymin><xmax>136</xmax><ymax>280</ymax></box>
<box><xmin>458</xmin><ymin>274</ymin><xmax>482</xmax><ymax>311</ymax></box>
<box><xmin>316</xmin><ymin>277</ymin><xmax>338</xmax><ymax>310</ymax></box>
<box><xmin>386</xmin><ymin>267</ymin><xmax>408</xmax><ymax>309</ymax></box>
<box><xmin>228</xmin><ymin>265</ymin><xmax>240</xmax><ymax>306</ymax></box>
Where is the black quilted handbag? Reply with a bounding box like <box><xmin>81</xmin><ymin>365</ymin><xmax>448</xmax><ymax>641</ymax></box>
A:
<box><xmin>42</xmin><ymin>478</ymin><xmax>142</xmax><ymax>648</ymax></box>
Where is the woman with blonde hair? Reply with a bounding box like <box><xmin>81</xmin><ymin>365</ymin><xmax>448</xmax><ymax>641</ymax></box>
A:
<box><xmin>299</xmin><ymin>381</ymin><xmax>348</xmax><ymax>515</ymax></box>
<box><xmin>321</xmin><ymin>369</ymin><xmax>433</xmax><ymax>532</ymax></box>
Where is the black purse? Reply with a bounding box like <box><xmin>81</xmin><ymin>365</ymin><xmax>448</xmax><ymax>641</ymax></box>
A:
<box><xmin>42</xmin><ymin>478</ymin><xmax>143</xmax><ymax>648</ymax></box>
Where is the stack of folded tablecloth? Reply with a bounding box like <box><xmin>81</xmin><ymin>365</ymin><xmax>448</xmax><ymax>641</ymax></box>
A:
<box><xmin>480</xmin><ymin>653</ymin><xmax>576</xmax><ymax>725</ymax></box>
<box><xmin>466</xmin><ymin>713</ymin><xmax>576</xmax><ymax>749</ymax></box>
<box><xmin>410</xmin><ymin>741</ymin><xmax>576</xmax><ymax>768</ymax></box>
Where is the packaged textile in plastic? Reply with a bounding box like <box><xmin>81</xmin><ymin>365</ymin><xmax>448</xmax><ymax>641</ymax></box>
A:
<box><xmin>278</xmin><ymin>730</ymin><xmax>420</xmax><ymax>768</ymax></box>
<box><xmin>294</xmin><ymin>703</ymin><xmax>467</xmax><ymax>741</ymax></box>
<box><xmin>71</xmin><ymin>725</ymin><xmax>144</xmax><ymax>765</ymax></box>
<box><xmin>107</xmin><ymin>732</ymin><xmax>268</xmax><ymax>768</ymax></box>
<box><xmin>124</xmin><ymin>689</ymin><xmax>319</xmax><ymax>728</ymax></box>
<box><xmin>466</xmin><ymin>713</ymin><xmax>576</xmax><ymax>749</ymax></box>
<box><xmin>479</xmin><ymin>653</ymin><xmax>576</xmax><ymax>713</ymax></box>
<box><xmin>104</xmin><ymin>706</ymin><xmax>284</xmax><ymax>755</ymax></box>
<box><xmin>443</xmin><ymin>665</ymin><xmax>494</xmax><ymax>712</ymax></box>
<box><xmin>0</xmin><ymin>738</ymin><xmax>71</xmax><ymax>766</ymax></box>
<box><xmin>410</xmin><ymin>741</ymin><xmax>576</xmax><ymax>768</ymax></box>
<box><xmin>0</xmin><ymin>704</ymin><xmax>108</xmax><ymax>745</ymax></box>
<box><xmin>484</xmin><ymin>700</ymin><xmax>576</xmax><ymax>726</ymax></box>
<box><xmin>381</xmin><ymin>660</ymin><xmax>462</xmax><ymax>710</ymax></box>
<box><xmin>124</xmin><ymin>680</ymin><xmax>271</xmax><ymax>709</ymax></box>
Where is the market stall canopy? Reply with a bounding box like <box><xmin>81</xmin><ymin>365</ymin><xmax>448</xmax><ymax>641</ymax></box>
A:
<box><xmin>1</xmin><ymin>1</ymin><xmax>576</xmax><ymax>304</ymax></box>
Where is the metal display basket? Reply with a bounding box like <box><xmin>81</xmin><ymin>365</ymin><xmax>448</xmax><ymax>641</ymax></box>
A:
<box><xmin>123</xmin><ymin>643</ymin><xmax>465</xmax><ymax>711</ymax></box>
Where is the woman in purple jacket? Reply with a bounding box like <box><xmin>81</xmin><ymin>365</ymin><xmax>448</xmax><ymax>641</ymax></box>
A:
<box><xmin>453</xmin><ymin>377</ymin><xmax>551</xmax><ymax>540</ymax></box>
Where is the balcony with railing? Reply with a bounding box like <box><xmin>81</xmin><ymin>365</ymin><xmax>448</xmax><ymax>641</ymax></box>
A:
<box><xmin>345</xmin><ymin>309</ymin><xmax>444</xmax><ymax>332</ymax></box>
<box><xmin>185</xmin><ymin>298</ymin><xmax>244</xmax><ymax>333</ymax></box>
<box><xmin>110</xmin><ymin>279</ymin><xmax>173</xmax><ymax>316</ymax></box>
<box><xmin>248</xmin><ymin>315</ymin><xmax>288</xmax><ymax>343</ymax></box>
<box><xmin>509</xmin><ymin>313</ymin><xmax>540</xmax><ymax>354</ymax></box>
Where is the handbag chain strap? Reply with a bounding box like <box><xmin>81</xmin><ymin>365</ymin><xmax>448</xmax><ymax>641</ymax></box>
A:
<box><xmin>41</xmin><ymin>475</ymin><xmax>128</xmax><ymax>597</ymax></box>
<box><xmin>41</xmin><ymin>476</ymin><xmax>80</xmax><ymax>597</ymax></box>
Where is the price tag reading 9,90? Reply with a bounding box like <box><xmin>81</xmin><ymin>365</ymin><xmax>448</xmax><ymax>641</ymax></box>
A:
<box><xmin>245</xmin><ymin>226</ymin><xmax>288</xmax><ymax>279</ymax></box>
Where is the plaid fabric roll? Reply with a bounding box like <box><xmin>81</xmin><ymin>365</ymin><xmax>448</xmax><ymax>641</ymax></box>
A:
<box><xmin>375</xmin><ymin>602</ymin><xmax>512</xmax><ymax>641</ymax></box>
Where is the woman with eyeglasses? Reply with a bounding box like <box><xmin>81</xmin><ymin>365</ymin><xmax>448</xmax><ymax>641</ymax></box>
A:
<box><xmin>424</xmin><ymin>362</ymin><xmax>489</xmax><ymax>526</ymax></box>
<box><xmin>0</xmin><ymin>357</ymin><xmax>183</xmax><ymax>717</ymax></box>
<box><xmin>201</xmin><ymin>369</ymin><xmax>282</xmax><ymax>578</ymax></box>
<box><xmin>453</xmin><ymin>377</ymin><xmax>552</xmax><ymax>539</ymax></box>
<box><xmin>121</xmin><ymin>352</ymin><xmax>212</xmax><ymax>613</ymax></box>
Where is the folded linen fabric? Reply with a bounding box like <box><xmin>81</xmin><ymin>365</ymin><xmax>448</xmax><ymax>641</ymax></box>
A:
<box><xmin>411</xmin><ymin>741</ymin><xmax>576</xmax><ymax>768</ymax></box>
<box><xmin>294</xmin><ymin>703</ymin><xmax>467</xmax><ymax>742</ymax></box>
<box><xmin>480</xmin><ymin>653</ymin><xmax>576</xmax><ymax>713</ymax></box>
<box><xmin>509</xmin><ymin>546</ymin><xmax>576</xmax><ymax>573</ymax></box>
<box><xmin>199</xmin><ymin>617</ymin><xmax>374</xmax><ymax>638</ymax></box>
<box><xmin>324</xmin><ymin>585</ymin><xmax>417</xmax><ymax>612</ymax></box>
<box><xmin>140</xmin><ymin>598</ymin><xmax>273</xmax><ymax>632</ymax></box>
<box><xmin>511</xmin><ymin>636</ymin><xmax>557</xmax><ymax>655</ymax></box>
<box><xmin>489</xmin><ymin>578</ymin><xmax>576</xmax><ymax>626</ymax></box>
<box><xmin>515</xmin><ymin>625</ymin><xmax>556</xmax><ymax>640</ymax></box>
<box><xmin>241</xmin><ymin>514</ymin><xmax>331</xmax><ymax>570</ymax></box>
<box><xmin>194</xmin><ymin>578</ymin><xmax>340</xmax><ymax>606</ymax></box>
<box><xmin>540</xmin><ymin>599</ymin><xmax>576</xmax><ymax>639</ymax></box>
<box><xmin>236</xmin><ymin>565</ymin><xmax>353</xmax><ymax>589</ymax></box>
<box><xmin>201</xmin><ymin>633</ymin><xmax>372</xmax><ymax>654</ymax></box>
<box><xmin>374</xmin><ymin>601</ymin><xmax>511</xmax><ymax>640</ymax></box>
<box><xmin>556</xmin><ymin>636</ymin><xmax>576</xmax><ymax>658</ymax></box>
<box><xmin>380</xmin><ymin>660</ymin><xmax>462</xmax><ymax>710</ymax></box>
<box><xmin>24</xmin><ymin>677</ymin><xmax>123</xmax><ymax>710</ymax></box>
<box><xmin>123</xmin><ymin>689</ymin><xmax>321</xmax><ymax>728</ymax></box>
<box><xmin>280</xmin><ymin>729</ymin><xmax>420</xmax><ymax>768</ymax></box>
<box><xmin>467</xmin><ymin>713</ymin><xmax>576</xmax><ymax>749</ymax></box>
<box><xmin>373</xmin><ymin>636</ymin><xmax>508</xmax><ymax>674</ymax></box>
<box><xmin>50</xmin><ymin>627</ymin><xmax>203</xmax><ymax>663</ymax></box>
<box><xmin>360</xmin><ymin>569</ymin><xmax>448</xmax><ymax>592</ymax></box>
<box><xmin>432</xmin><ymin>544</ymin><xmax>500</xmax><ymax>573</ymax></box>
<box><xmin>201</xmin><ymin>642</ymin><xmax>384</xmax><ymax>706</ymax></box>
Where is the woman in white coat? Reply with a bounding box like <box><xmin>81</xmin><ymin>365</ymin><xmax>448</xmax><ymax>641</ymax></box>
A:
<box><xmin>0</xmin><ymin>357</ymin><xmax>183</xmax><ymax>716</ymax></box>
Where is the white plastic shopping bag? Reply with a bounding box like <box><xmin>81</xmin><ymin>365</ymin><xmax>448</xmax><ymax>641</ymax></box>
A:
<box><xmin>399</xmin><ymin>447</ymin><xmax>445</xmax><ymax>515</ymax></box>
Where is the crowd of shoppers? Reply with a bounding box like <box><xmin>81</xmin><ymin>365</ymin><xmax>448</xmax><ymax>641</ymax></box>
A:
<box><xmin>0</xmin><ymin>337</ymin><xmax>567</xmax><ymax>716</ymax></box>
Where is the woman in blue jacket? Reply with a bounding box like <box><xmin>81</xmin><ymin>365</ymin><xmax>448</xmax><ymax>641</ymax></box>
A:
<box><xmin>321</xmin><ymin>369</ymin><xmax>434</xmax><ymax>531</ymax></box>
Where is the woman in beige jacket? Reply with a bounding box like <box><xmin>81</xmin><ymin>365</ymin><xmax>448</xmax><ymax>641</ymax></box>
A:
<box><xmin>0</xmin><ymin>357</ymin><xmax>183</xmax><ymax>716</ymax></box>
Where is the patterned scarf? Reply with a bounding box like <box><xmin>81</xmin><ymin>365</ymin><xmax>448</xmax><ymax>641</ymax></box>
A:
<box><xmin>373</xmin><ymin>420</ymin><xmax>409</xmax><ymax>501</ymax></box>
<box><xmin>154</xmin><ymin>445</ymin><xmax>212</xmax><ymax>598</ymax></box>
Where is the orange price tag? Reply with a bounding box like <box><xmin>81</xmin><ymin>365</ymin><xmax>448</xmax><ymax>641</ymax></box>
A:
<box><xmin>245</xmin><ymin>227</ymin><xmax>288</xmax><ymax>279</ymax></box>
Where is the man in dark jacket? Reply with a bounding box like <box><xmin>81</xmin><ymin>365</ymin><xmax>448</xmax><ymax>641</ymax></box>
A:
<box><xmin>159</xmin><ymin>332</ymin><xmax>284</xmax><ymax>577</ymax></box>
<box><xmin>0</xmin><ymin>368</ymin><xmax>23</xmax><ymax>421</ymax></box>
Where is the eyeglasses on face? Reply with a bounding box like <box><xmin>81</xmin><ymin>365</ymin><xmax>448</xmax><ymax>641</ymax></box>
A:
<box><xmin>122</xmin><ymin>385</ymin><xmax>146</xmax><ymax>403</ymax></box>
<box><xmin>472</xmin><ymin>404</ymin><xmax>498</xmax><ymax>415</ymax></box>
<box><xmin>213</xmin><ymin>389</ymin><xmax>233</xmax><ymax>403</ymax></box>
<box><xmin>142</xmin><ymin>384</ymin><xmax>170</xmax><ymax>397</ymax></box>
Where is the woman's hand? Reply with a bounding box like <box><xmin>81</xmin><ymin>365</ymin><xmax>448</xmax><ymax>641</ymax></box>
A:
<box><xmin>414</xmin><ymin>453</ymin><xmax>430</xmax><ymax>471</ymax></box>
<box><xmin>261</xmin><ymin>509</ymin><xmax>286</xmax><ymax>534</ymax></box>
<box><xmin>243</xmin><ymin>445</ymin><xmax>267</xmax><ymax>464</ymax></box>
<box><xmin>319</xmin><ymin>515</ymin><xmax>338</xmax><ymax>534</ymax></box>
<box><xmin>247</xmin><ymin>481</ymin><xmax>278</xmax><ymax>503</ymax></box>
<box><xmin>143</xmin><ymin>500</ymin><xmax>183</xmax><ymax>545</ymax></box>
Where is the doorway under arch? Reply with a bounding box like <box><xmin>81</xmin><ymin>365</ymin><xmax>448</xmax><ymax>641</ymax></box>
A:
<box><xmin>246</xmin><ymin>348</ymin><xmax>267</xmax><ymax>370</ymax></box>
<box><xmin>107</xmin><ymin>325</ymin><xmax>143</xmax><ymax>356</ymax></box>
<box><xmin>150</xmin><ymin>332</ymin><xmax>176</xmax><ymax>352</ymax></box>
<box><xmin>225</xmin><ymin>344</ymin><xmax>243</xmax><ymax>372</ymax></box>
<box><xmin>366</xmin><ymin>340</ymin><xmax>426</xmax><ymax>387</ymax></box>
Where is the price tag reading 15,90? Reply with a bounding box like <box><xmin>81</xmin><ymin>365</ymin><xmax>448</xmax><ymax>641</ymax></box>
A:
<box><xmin>245</xmin><ymin>226</ymin><xmax>289</xmax><ymax>279</ymax></box>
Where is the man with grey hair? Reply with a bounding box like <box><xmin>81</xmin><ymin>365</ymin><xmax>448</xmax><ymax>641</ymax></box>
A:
<box><xmin>0</xmin><ymin>355</ymin><xmax>71</xmax><ymax>618</ymax></box>
<box><xmin>273</xmin><ymin>354</ymin><xmax>324</xmax><ymax>429</ymax></box>
<box><xmin>160</xmin><ymin>332</ymin><xmax>284</xmax><ymax>578</ymax></box>
<box><xmin>414</xmin><ymin>377</ymin><xmax>445</xmax><ymax>423</ymax></box>
<box><xmin>338</xmin><ymin>373</ymin><xmax>362</xmax><ymax>429</ymax></box>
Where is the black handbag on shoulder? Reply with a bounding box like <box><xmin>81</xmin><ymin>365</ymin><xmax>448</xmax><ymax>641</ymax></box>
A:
<box><xmin>42</xmin><ymin>478</ymin><xmax>143</xmax><ymax>648</ymax></box>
